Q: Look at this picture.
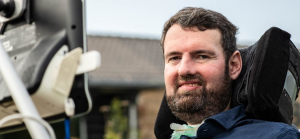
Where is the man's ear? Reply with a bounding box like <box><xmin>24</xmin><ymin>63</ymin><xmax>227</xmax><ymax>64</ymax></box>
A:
<box><xmin>228</xmin><ymin>50</ymin><xmax>242</xmax><ymax>80</ymax></box>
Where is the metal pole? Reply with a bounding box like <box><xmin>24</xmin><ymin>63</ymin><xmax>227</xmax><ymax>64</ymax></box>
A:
<box><xmin>0</xmin><ymin>43</ymin><xmax>51</xmax><ymax>139</ymax></box>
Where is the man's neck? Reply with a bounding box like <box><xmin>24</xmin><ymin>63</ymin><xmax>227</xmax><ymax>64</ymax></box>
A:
<box><xmin>187</xmin><ymin>101</ymin><xmax>231</xmax><ymax>126</ymax></box>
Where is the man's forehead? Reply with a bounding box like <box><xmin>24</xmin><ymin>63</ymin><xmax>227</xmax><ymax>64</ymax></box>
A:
<box><xmin>164</xmin><ymin>24</ymin><xmax>223</xmax><ymax>54</ymax></box>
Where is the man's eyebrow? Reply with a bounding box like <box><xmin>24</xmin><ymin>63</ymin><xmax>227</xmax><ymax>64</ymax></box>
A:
<box><xmin>164</xmin><ymin>52</ymin><xmax>182</xmax><ymax>58</ymax></box>
<box><xmin>164</xmin><ymin>50</ymin><xmax>216</xmax><ymax>58</ymax></box>
<box><xmin>191</xmin><ymin>50</ymin><xmax>216</xmax><ymax>56</ymax></box>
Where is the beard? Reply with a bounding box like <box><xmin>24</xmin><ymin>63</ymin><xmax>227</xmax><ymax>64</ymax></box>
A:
<box><xmin>166</xmin><ymin>68</ymin><xmax>231</xmax><ymax>124</ymax></box>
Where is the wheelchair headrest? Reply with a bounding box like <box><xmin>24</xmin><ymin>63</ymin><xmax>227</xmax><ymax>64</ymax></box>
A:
<box><xmin>231</xmin><ymin>27</ymin><xmax>300</xmax><ymax>124</ymax></box>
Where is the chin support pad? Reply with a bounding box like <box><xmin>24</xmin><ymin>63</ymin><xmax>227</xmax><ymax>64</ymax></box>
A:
<box><xmin>232</xmin><ymin>27</ymin><xmax>300</xmax><ymax>125</ymax></box>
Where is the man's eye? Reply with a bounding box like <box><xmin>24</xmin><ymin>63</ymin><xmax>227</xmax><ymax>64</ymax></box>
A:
<box><xmin>196</xmin><ymin>55</ymin><xmax>209</xmax><ymax>59</ymax></box>
<box><xmin>168</xmin><ymin>57</ymin><xmax>181</xmax><ymax>63</ymax></box>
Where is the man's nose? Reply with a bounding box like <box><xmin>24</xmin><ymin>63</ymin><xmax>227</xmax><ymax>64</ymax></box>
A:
<box><xmin>178</xmin><ymin>58</ymin><xmax>196</xmax><ymax>76</ymax></box>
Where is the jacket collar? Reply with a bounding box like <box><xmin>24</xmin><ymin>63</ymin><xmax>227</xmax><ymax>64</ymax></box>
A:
<box><xmin>196</xmin><ymin>105</ymin><xmax>246</xmax><ymax>138</ymax></box>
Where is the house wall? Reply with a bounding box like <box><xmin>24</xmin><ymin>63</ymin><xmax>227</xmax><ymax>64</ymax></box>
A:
<box><xmin>137</xmin><ymin>89</ymin><xmax>164</xmax><ymax>139</ymax></box>
<box><xmin>293</xmin><ymin>96</ymin><xmax>300</xmax><ymax>128</ymax></box>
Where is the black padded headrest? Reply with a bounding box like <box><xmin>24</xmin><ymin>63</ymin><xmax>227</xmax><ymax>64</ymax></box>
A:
<box><xmin>155</xmin><ymin>27</ymin><xmax>300</xmax><ymax>139</ymax></box>
<box><xmin>231</xmin><ymin>27</ymin><xmax>300</xmax><ymax>125</ymax></box>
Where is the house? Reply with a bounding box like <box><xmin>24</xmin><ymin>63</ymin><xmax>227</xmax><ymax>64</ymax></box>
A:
<box><xmin>85</xmin><ymin>35</ymin><xmax>165</xmax><ymax>139</ymax></box>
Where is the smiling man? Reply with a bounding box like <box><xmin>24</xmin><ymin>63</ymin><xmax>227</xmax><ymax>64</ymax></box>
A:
<box><xmin>156</xmin><ymin>7</ymin><xmax>300</xmax><ymax>139</ymax></box>
<box><xmin>163</xmin><ymin>7</ymin><xmax>241</xmax><ymax>126</ymax></box>
<box><xmin>164</xmin><ymin>24</ymin><xmax>240</xmax><ymax>125</ymax></box>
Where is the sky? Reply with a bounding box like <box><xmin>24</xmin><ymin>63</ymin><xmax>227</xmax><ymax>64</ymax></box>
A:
<box><xmin>86</xmin><ymin>0</ymin><xmax>300</xmax><ymax>48</ymax></box>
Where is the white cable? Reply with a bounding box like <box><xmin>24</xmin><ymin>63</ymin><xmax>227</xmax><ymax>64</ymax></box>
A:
<box><xmin>0</xmin><ymin>114</ymin><xmax>56</xmax><ymax>139</ymax></box>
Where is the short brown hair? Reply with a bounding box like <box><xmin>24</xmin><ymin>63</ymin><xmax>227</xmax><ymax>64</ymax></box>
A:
<box><xmin>161</xmin><ymin>7</ymin><xmax>238</xmax><ymax>63</ymax></box>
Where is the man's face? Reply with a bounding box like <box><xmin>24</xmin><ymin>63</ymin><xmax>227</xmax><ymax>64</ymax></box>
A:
<box><xmin>164</xmin><ymin>24</ymin><xmax>231</xmax><ymax>124</ymax></box>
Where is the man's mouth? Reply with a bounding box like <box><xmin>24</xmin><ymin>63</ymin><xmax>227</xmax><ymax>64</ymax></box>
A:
<box><xmin>178</xmin><ymin>82</ymin><xmax>202</xmax><ymax>91</ymax></box>
<box><xmin>181</xmin><ymin>83</ymin><xmax>201</xmax><ymax>86</ymax></box>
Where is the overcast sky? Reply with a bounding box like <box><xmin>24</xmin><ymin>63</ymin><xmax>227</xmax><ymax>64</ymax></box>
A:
<box><xmin>86</xmin><ymin>0</ymin><xmax>300</xmax><ymax>47</ymax></box>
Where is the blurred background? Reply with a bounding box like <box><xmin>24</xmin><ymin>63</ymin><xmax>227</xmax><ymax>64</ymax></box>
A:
<box><xmin>1</xmin><ymin>0</ymin><xmax>299</xmax><ymax>139</ymax></box>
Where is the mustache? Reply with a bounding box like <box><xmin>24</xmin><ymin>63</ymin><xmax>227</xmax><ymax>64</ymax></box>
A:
<box><xmin>175</xmin><ymin>74</ymin><xmax>206</xmax><ymax>86</ymax></box>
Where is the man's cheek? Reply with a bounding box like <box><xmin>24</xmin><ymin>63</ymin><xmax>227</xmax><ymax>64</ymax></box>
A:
<box><xmin>164</xmin><ymin>74</ymin><xmax>176</xmax><ymax>87</ymax></box>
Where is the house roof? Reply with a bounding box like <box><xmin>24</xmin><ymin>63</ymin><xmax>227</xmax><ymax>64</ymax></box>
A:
<box><xmin>87</xmin><ymin>35</ymin><xmax>165</xmax><ymax>88</ymax></box>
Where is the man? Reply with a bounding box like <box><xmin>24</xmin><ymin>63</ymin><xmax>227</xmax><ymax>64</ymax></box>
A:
<box><xmin>157</xmin><ymin>7</ymin><xmax>300</xmax><ymax>139</ymax></box>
